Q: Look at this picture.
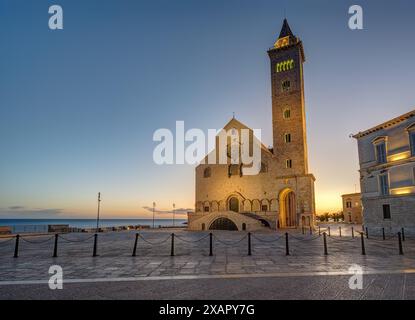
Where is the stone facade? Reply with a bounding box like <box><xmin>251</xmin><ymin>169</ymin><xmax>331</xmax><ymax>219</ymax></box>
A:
<box><xmin>353</xmin><ymin>110</ymin><xmax>415</xmax><ymax>234</ymax></box>
<box><xmin>341</xmin><ymin>193</ymin><xmax>363</xmax><ymax>224</ymax></box>
<box><xmin>188</xmin><ymin>19</ymin><xmax>316</xmax><ymax>231</ymax></box>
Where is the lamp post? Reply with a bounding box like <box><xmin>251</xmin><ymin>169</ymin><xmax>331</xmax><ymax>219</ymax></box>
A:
<box><xmin>152</xmin><ymin>202</ymin><xmax>156</xmax><ymax>229</ymax></box>
<box><xmin>173</xmin><ymin>203</ymin><xmax>176</xmax><ymax>227</ymax></box>
<box><xmin>96</xmin><ymin>192</ymin><xmax>101</xmax><ymax>233</ymax></box>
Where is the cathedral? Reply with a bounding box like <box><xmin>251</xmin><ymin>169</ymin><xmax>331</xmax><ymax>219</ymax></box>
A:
<box><xmin>188</xmin><ymin>19</ymin><xmax>316</xmax><ymax>231</ymax></box>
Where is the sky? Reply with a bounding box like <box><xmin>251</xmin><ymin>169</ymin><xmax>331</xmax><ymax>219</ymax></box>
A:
<box><xmin>0</xmin><ymin>0</ymin><xmax>414</xmax><ymax>219</ymax></box>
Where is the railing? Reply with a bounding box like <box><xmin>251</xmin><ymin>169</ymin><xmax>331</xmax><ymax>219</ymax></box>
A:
<box><xmin>0</xmin><ymin>227</ymin><xmax>410</xmax><ymax>258</ymax></box>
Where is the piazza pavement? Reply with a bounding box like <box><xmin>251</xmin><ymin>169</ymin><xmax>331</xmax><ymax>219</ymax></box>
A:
<box><xmin>0</xmin><ymin>224</ymin><xmax>415</xmax><ymax>299</ymax></box>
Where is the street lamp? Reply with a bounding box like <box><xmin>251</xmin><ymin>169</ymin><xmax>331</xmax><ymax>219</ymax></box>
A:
<box><xmin>96</xmin><ymin>192</ymin><xmax>101</xmax><ymax>233</ymax></box>
<box><xmin>173</xmin><ymin>203</ymin><xmax>176</xmax><ymax>227</ymax></box>
<box><xmin>152</xmin><ymin>202</ymin><xmax>156</xmax><ymax>229</ymax></box>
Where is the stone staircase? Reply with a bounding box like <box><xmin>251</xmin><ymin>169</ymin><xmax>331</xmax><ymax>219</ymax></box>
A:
<box><xmin>242</xmin><ymin>212</ymin><xmax>274</xmax><ymax>229</ymax></box>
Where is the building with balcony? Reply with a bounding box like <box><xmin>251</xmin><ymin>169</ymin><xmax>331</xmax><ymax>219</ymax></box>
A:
<box><xmin>353</xmin><ymin>110</ymin><xmax>415</xmax><ymax>233</ymax></box>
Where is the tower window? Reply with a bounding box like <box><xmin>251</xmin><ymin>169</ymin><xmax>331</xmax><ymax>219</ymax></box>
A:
<box><xmin>286</xmin><ymin>159</ymin><xmax>292</xmax><ymax>169</ymax></box>
<box><xmin>283</xmin><ymin>108</ymin><xmax>291</xmax><ymax>119</ymax></box>
<box><xmin>284</xmin><ymin>133</ymin><xmax>291</xmax><ymax>143</ymax></box>
<box><xmin>281</xmin><ymin>80</ymin><xmax>291</xmax><ymax>92</ymax></box>
<box><xmin>276</xmin><ymin>59</ymin><xmax>295</xmax><ymax>73</ymax></box>
<box><xmin>346</xmin><ymin>201</ymin><xmax>352</xmax><ymax>208</ymax></box>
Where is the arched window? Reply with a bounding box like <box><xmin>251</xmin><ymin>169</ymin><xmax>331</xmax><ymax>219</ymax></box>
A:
<box><xmin>281</xmin><ymin>80</ymin><xmax>291</xmax><ymax>92</ymax></box>
<box><xmin>286</xmin><ymin>159</ymin><xmax>293</xmax><ymax>169</ymax></box>
<box><xmin>283</xmin><ymin>108</ymin><xmax>291</xmax><ymax>119</ymax></box>
<box><xmin>203</xmin><ymin>167</ymin><xmax>211</xmax><ymax>178</ymax></box>
<box><xmin>284</xmin><ymin>133</ymin><xmax>291</xmax><ymax>143</ymax></box>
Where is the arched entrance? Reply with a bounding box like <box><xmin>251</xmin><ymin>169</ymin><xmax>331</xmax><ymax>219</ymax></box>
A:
<box><xmin>228</xmin><ymin>197</ymin><xmax>239</xmax><ymax>213</ymax></box>
<box><xmin>279</xmin><ymin>189</ymin><xmax>297</xmax><ymax>228</ymax></box>
<box><xmin>209</xmin><ymin>218</ymin><xmax>238</xmax><ymax>231</ymax></box>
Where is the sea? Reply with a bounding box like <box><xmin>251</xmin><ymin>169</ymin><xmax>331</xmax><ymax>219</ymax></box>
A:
<box><xmin>0</xmin><ymin>219</ymin><xmax>187</xmax><ymax>233</ymax></box>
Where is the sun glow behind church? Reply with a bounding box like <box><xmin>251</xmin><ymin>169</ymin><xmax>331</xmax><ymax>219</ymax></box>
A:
<box><xmin>1</xmin><ymin>1</ymin><xmax>415</xmax><ymax>219</ymax></box>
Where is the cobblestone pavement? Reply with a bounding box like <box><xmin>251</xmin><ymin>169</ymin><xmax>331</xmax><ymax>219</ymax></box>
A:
<box><xmin>0</xmin><ymin>227</ymin><xmax>414</xmax><ymax>299</ymax></box>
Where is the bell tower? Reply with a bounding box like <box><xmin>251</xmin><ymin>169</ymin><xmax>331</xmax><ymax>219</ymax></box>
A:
<box><xmin>268</xmin><ymin>19</ymin><xmax>308</xmax><ymax>176</ymax></box>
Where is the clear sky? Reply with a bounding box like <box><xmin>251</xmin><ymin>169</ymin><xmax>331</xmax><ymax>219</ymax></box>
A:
<box><xmin>1</xmin><ymin>0</ymin><xmax>414</xmax><ymax>219</ymax></box>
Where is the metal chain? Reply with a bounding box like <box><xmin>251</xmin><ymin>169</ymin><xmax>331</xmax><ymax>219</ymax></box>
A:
<box><xmin>138</xmin><ymin>234</ymin><xmax>171</xmax><ymax>245</ymax></box>
<box><xmin>174</xmin><ymin>234</ymin><xmax>210</xmax><ymax>243</ymax></box>
<box><xmin>58</xmin><ymin>234</ymin><xmax>96</xmax><ymax>243</ymax></box>
<box><xmin>251</xmin><ymin>234</ymin><xmax>283</xmax><ymax>243</ymax></box>
<box><xmin>289</xmin><ymin>234</ymin><xmax>321</xmax><ymax>242</ymax></box>
<box><xmin>326</xmin><ymin>236</ymin><xmax>358</xmax><ymax>243</ymax></box>
<box><xmin>20</xmin><ymin>236</ymin><xmax>54</xmax><ymax>244</ymax></box>
<box><xmin>0</xmin><ymin>237</ymin><xmax>15</xmax><ymax>245</ymax></box>
<box><xmin>212</xmin><ymin>234</ymin><xmax>248</xmax><ymax>246</ymax></box>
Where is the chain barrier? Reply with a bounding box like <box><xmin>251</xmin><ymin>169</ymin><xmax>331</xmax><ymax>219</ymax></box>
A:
<box><xmin>326</xmin><ymin>235</ymin><xmax>358</xmax><ymax>243</ymax></box>
<box><xmin>0</xmin><ymin>237</ymin><xmax>15</xmax><ymax>245</ymax></box>
<box><xmin>367</xmin><ymin>233</ymin><xmax>398</xmax><ymax>242</ymax></box>
<box><xmin>251</xmin><ymin>234</ymin><xmax>283</xmax><ymax>243</ymax></box>
<box><xmin>174</xmin><ymin>234</ymin><xmax>210</xmax><ymax>243</ymax></box>
<box><xmin>212</xmin><ymin>234</ymin><xmax>248</xmax><ymax>246</ymax></box>
<box><xmin>138</xmin><ymin>234</ymin><xmax>171</xmax><ymax>245</ymax></box>
<box><xmin>58</xmin><ymin>234</ymin><xmax>96</xmax><ymax>243</ymax></box>
<box><xmin>20</xmin><ymin>236</ymin><xmax>55</xmax><ymax>244</ymax></box>
<box><xmin>289</xmin><ymin>234</ymin><xmax>321</xmax><ymax>242</ymax></box>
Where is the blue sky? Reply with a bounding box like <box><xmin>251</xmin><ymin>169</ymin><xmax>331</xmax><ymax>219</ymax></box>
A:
<box><xmin>0</xmin><ymin>0</ymin><xmax>414</xmax><ymax>218</ymax></box>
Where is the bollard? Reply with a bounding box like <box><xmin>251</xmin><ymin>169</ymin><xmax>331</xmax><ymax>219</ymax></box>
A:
<box><xmin>248</xmin><ymin>232</ymin><xmax>252</xmax><ymax>256</ymax></box>
<box><xmin>328</xmin><ymin>226</ymin><xmax>331</xmax><ymax>237</ymax></box>
<box><xmin>170</xmin><ymin>233</ymin><xmax>175</xmax><ymax>256</ymax></box>
<box><xmin>53</xmin><ymin>234</ymin><xmax>58</xmax><ymax>258</ymax></box>
<box><xmin>365</xmin><ymin>227</ymin><xmax>369</xmax><ymax>239</ymax></box>
<box><xmin>360</xmin><ymin>232</ymin><xmax>366</xmax><ymax>255</ymax></box>
<box><xmin>318</xmin><ymin>226</ymin><xmax>321</xmax><ymax>235</ymax></box>
<box><xmin>398</xmin><ymin>232</ymin><xmax>404</xmax><ymax>255</ymax></box>
<box><xmin>323</xmin><ymin>233</ymin><xmax>328</xmax><ymax>255</ymax></box>
<box><xmin>401</xmin><ymin>228</ymin><xmax>405</xmax><ymax>242</ymax></box>
<box><xmin>132</xmin><ymin>233</ymin><xmax>139</xmax><ymax>257</ymax></box>
<box><xmin>14</xmin><ymin>234</ymin><xmax>20</xmax><ymax>258</ymax></box>
<box><xmin>352</xmin><ymin>226</ymin><xmax>354</xmax><ymax>238</ymax></box>
<box><xmin>209</xmin><ymin>233</ymin><xmax>213</xmax><ymax>256</ymax></box>
<box><xmin>92</xmin><ymin>233</ymin><xmax>98</xmax><ymax>257</ymax></box>
<box><xmin>382</xmin><ymin>228</ymin><xmax>385</xmax><ymax>240</ymax></box>
<box><xmin>309</xmin><ymin>226</ymin><xmax>312</xmax><ymax>235</ymax></box>
<box><xmin>285</xmin><ymin>232</ymin><xmax>290</xmax><ymax>256</ymax></box>
<box><xmin>339</xmin><ymin>226</ymin><xmax>342</xmax><ymax>237</ymax></box>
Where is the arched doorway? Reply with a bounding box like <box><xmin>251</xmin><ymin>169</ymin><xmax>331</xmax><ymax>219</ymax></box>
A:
<box><xmin>279</xmin><ymin>189</ymin><xmax>297</xmax><ymax>228</ymax></box>
<box><xmin>209</xmin><ymin>218</ymin><xmax>238</xmax><ymax>231</ymax></box>
<box><xmin>228</xmin><ymin>197</ymin><xmax>239</xmax><ymax>212</ymax></box>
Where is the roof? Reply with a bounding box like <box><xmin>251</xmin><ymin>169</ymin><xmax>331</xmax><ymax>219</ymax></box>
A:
<box><xmin>279</xmin><ymin>18</ymin><xmax>294</xmax><ymax>38</ymax></box>
<box><xmin>352</xmin><ymin>109</ymin><xmax>415</xmax><ymax>139</ymax></box>
<box><xmin>341</xmin><ymin>192</ymin><xmax>361</xmax><ymax>198</ymax></box>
